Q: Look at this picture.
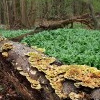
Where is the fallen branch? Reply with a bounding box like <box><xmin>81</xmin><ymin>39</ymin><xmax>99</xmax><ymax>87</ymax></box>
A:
<box><xmin>9</xmin><ymin>29</ymin><xmax>42</xmax><ymax>42</ymax></box>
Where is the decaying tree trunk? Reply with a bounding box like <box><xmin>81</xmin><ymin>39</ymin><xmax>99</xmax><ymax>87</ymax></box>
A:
<box><xmin>0</xmin><ymin>39</ymin><xmax>60</xmax><ymax>100</ymax></box>
<box><xmin>0</xmin><ymin>37</ymin><xmax>100</xmax><ymax>100</ymax></box>
<box><xmin>39</xmin><ymin>18</ymin><xmax>93</xmax><ymax>30</ymax></box>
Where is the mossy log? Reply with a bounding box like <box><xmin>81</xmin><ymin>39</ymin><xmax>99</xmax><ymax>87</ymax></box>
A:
<box><xmin>0</xmin><ymin>37</ymin><xmax>100</xmax><ymax>100</ymax></box>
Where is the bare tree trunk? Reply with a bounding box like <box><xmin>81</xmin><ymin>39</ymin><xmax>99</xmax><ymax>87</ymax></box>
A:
<box><xmin>0</xmin><ymin>2</ymin><xmax>1</xmax><ymax>24</ymax></box>
<box><xmin>3</xmin><ymin>0</ymin><xmax>9</xmax><ymax>25</ymax></box>
<box><xmin>72</xmin><ymin>0</ymin><xmax>77</xmax><ymax>16</ymax></box>
<box><xmin>13</xmin><ymin>0</ymin><xmax>17</xmax><ymax>21</ymax></box>
<box><xmin>0</xmin><ymin>0</ymin><xmax>4</xmax><ymax>24</ymax></box>
<box><xmin>27</xmin><ymin>0</ymin><xmax>36</xmax><ymax>27</ymax></box>
<box><xmin>88</xmin><ymin>0</ymin><xmax>99</xmax><ymax>29</ymax></box>
<box><xmin>20</xmin><ymin>0</ymin><xmax>28</xmax><ymax>27</ymax></box>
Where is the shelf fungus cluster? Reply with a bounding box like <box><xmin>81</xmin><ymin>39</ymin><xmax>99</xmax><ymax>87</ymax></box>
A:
<box><xmin>24</xmin><ymin>52</ymin><xmax>100</xmax><ymax>99</ymax></box>
<box><xmin>25</xmin><ymin>52</ymin><xmax>67</xmax><ymax>98</ymax></box>
<box><xmin>64</xmin><ymin>65</ymin><xmax>100</xmax><ymax>89</ymax></box>
<box><xmin>0</xmin><ymin>39</ymin><xmax>13</xmax><ymax>58</ymax></box>
<box><xmin>69</xmin><ymin>92</ymin><xmax>85</xmax><ymax>100</ymax></box>
<box><xmin>1</xmin><ymin>43</ymin><xmax>13</xmax><ymax>51</ymax></box>
<box><xmin>0</xmin><ymin>36</ymin><xmax>7</xmax><ymax>42</ymax></box>
<box><xmin>31</xmin><ymin>46</ymin><xmax>45</xmax><ymax>53</ymax></box>
<box><xmin>16</xmin><ymin>65</ymin><xmax>42</xmax><ymax>90</ymax></box>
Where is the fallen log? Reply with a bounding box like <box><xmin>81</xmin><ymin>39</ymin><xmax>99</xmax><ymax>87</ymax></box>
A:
<box><xmin>0</xmin><ymin>36</ymin><xmax>100</xmax><ymax>100</ymax></box>
<box><xmin>8</xmin><ymin>14</ymin><xmax>95</xmax><ymax>43</ymax></box>
<box><xmin>9</xmin><ymin>24</ymin><xmax>64</xmax><ymax>42</ymax></box>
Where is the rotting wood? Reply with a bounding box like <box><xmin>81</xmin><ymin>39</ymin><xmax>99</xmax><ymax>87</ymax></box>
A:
<box><xmin>0</xmin><ymin>37</ymin><xmax>100</xmax><ymax>100</ymax></box>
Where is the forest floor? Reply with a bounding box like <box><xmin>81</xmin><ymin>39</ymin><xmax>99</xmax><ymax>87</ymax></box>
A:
<box><xmin>0</xmin><ymin>71</ymin><xmax>24</xmax><ymax>100</ymax></box>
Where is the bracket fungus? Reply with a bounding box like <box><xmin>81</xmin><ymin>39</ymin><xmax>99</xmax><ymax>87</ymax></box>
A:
<box><xmin>64</xmin><ymin>65</ymin><xmax>100</xmax><ymax>89</ymax></box>
<box><xmin>23</xmin><ymin>51</ymin><xmax>100</xmax><ymax>99</ymax></box>
<box><xmin>31</xmin><ymin>46</ymin><xmax>45</xmax><ymax>53</ymax></box>
<box><xmin>0</xmin><ymin>36</ymin><xmax>6</xmax><ymax>42</ymax></box>
<box><xmin>69</xmin><ymin>92</ymin><xmax>85</xmax><ymax>100</ymax></box>
<box><xmin>0</xmin><ymin>39</ymin><xmax>13</xmax><ymax>58</ymax></box>
<box><xmin>27</xmin><ymin>77</ymin><xmax>41</xmax><ymax>90</ymax></box>
<box><xmin>19</xmin><ymin>70</ymin><xmax>42</xmax><ymax>90</ymax></box>
<box><xmin>1</xmin><ymin>43</ymin><xmax>13</xmax><ymax>51</ymax></box>
<box><xmin>2</xmin><ymin>52</ymin><xmax>9</xmax><ymax>57</ymax></box>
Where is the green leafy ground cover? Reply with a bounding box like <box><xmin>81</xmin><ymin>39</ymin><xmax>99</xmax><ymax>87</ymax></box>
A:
<box><xmin>0</xmin><ymin>29</ymin><xmax>33</xmax><ymax>38</ymax></box>
<box><xmin>22</xmin><ymin>28</ymin><xmax>100</xmax><ymax>69</ymax></box>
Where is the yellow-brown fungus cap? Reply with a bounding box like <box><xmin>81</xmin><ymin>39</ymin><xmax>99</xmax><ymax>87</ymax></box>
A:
<box><xmin>2</xmin><ymin>52</ymin><xmax>8</xmax><ymax>57</ymax></box>
<box><xmin>1</xmin><ymin>43</ymin><xmax>13</xmax><ymax>51</ymax></box>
